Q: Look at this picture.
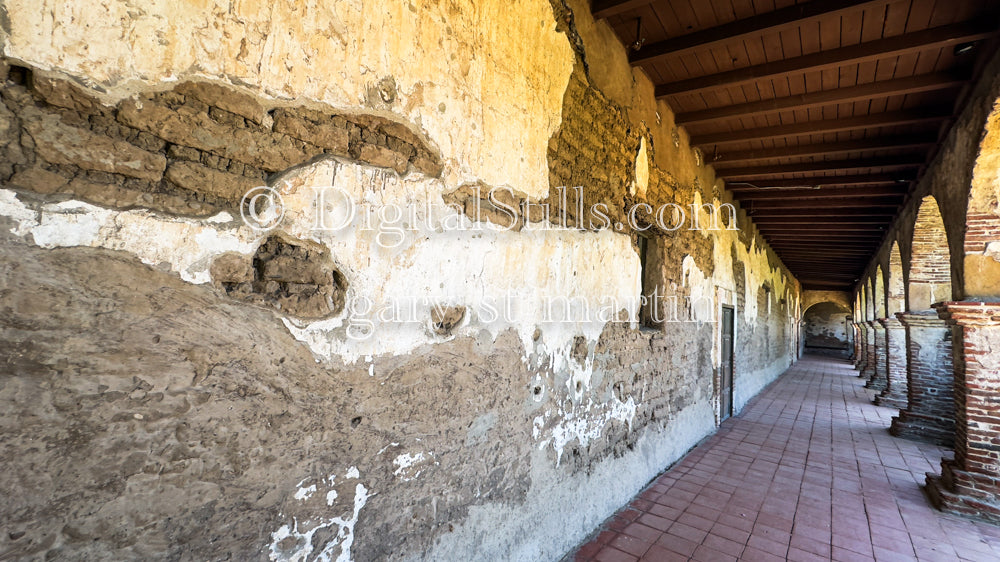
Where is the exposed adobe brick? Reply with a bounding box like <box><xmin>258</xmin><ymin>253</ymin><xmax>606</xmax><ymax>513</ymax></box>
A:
<box><xmin>865</xmin><ymin>323</ymin><xmax>888</xmax><ymax>392</ymax></box>
<box><xmin>926</xmin><ymin>302</ymin><xmax>1000</xmax><ymax>523</ymax></box>
<box><xmin>875</xmin><ymin>317</ymin><xmax>908</xmax><ymax>409</ymax></box>
<box><xmin>890</xmin><ymin>312</ymin><xmax>954</xmax><ymax>446</ymax></box>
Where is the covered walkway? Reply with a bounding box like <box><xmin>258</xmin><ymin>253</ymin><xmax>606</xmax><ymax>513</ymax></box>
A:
<box><xmin>566</xmin><ymin>355</ymin><xmax>1000</xmax><ymax>562</ymax></box>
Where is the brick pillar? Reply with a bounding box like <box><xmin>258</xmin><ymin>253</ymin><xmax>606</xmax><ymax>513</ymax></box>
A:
<box><xmin>889</xmin><ymin>312</ymin><xmax>953</xmax><ymax>446</ymax></box>
<box><xmin>926</xmin><ymin>301</ymin><xmax>1000</xmax><ymax>522</ymax></box>
<box><xmin>860</xmin><ymin>322</ymin><xmax>876</xmax><ymax>379</ymax></box>
<box><xmin>875</xmin><ymin>316</ymin><xmax>908</xmax><ymax>409</ymax></box>
<box><xmin>865</xmin><ymin>322</ymin><xmax>888</xmax><ymax>392</ymax></box>
<box><xmin>852</xmin><ymin>322</ymin><xmax>863</xmax><ymax>367</ymax></box>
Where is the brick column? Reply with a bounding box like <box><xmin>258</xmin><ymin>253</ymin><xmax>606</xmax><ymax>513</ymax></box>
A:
<box><xmin>875</xmin><ymin>316</ymin><xmax>908</xmax><ymax>409</ymax></box>
<box><xmin>865</xmin><ymin>322</ymin><xmax>888</xmax><ymax>392</ymax></box>
<box><xmin>860</xmin><ymin>322</ymin><xmax>876</xmax><ymax>379</ymax></box>
<box><xmin>889</xmin><ymin>311</ymin><xmax>953</xmax><ymax>446</ymax></box>
<box><xmin>852</xmin><ymin>322</ymin><xmax>863</xmax><ymax>368</ymax></box>
<box><xmin>926</xmin><ymin>301</ymin><xmax>1000</xmax><ymax>523</ymax></box>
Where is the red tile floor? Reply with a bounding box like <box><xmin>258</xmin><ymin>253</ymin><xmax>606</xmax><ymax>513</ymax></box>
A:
<box><xmin>564</xmin><ymin>355</ymin><xmax>1000</xmax><ymax>562</ymax></box>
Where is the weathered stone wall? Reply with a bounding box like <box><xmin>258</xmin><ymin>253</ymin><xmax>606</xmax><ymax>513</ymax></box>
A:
<box><xmin>0</xmin><ymin>0</ymin><xmax>801</xmax><ymax>560</ymax></box>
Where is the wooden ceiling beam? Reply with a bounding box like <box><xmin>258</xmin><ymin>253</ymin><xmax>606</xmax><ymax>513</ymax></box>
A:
<box><xmin>743</xmin><ymin>200</ymin><xmax>902</xmax><ymax>212</ymax></box>
<box><xmin>727</xmin><ymin>174</ymin><xmax>911</xmax><ymax>189</ymax></box>
<box><xmin>711</xmin><ymin>134</ymin><xmax>937</xmax><ymax>164</ymax></box>
<box><xmin>693</xmin><ymin>108</ymin><xmax>950</xmax><ymax>146</ymax></box>
<box><xmin>795</xmin><ymin>274</ymin><xmax>866</xmax><ymax>279</ymax></box>
<box><xmin>754</xmin><ymin>216</ymin><xmax>890</xmax><ymax>224</ymax></box>
<box><xmin>718</xmin><ymin>156</ymin><xmax>923</xmax><ymax>178</ymax></box>
<box><xmin>767</xmin><ymin>231</ymin><xmax>883</xmax><ymax>236</ymax></box>
<box><xmin>749</xmin><ymin>209</ymin><xmax>896</xmax><ymax>218</ymax></box>
<box><xmin>592</xmin><ymin>0</ymin><xmax>654</xmax><ymax>19</ymax></box>
<box><xmin>757</xmin><ymin>225</ymin><xmax>886</xmax><ymax>232</ymax></box>
<box><xmin>630</xmin><ymin>0</ymin><xmax>892</xmax><ymax>65</ymax></box>
<box><xmin>773</xmin><ymin>247</ymin><xmax>874</xmax><ymax>253</ymax></box>
<box><xmin>766</xmin><ymin>237</ymin><xmax>882</xmax><ymax>243</ymax></box>
<box><xmin>654</xmin><ymin>21</ymin><xmax>995</xmax><ymax>97</ymax></box>
<box><xmin>735</xmin><ymin>187</ymin><xmax>906</xmax><ymax>200</ymax></box>
<box><xmin>676</xmin><ymin>72</ymin><xmax>966</xmax><ymax>125</ymax></box>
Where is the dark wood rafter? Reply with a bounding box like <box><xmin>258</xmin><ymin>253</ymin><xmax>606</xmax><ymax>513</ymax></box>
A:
<box><xmin>711</xmin><ymin>135</ymin><xmax>938</xmax><ymax>164</ymax></box>
<box><xmin>747</xmin><ymin>208</ymin><xmax>897</xmax><ymax>217</ymax></box>
<box><xmin>734</xmin><ymin>188</ymin><xmax>907</xmax><ymax>200</ymax></box>
<box><xmin>654</xmin><ymin>21</ymin><xmax>995</xmax><ymax>97</ymax></box>
<box><xmin>628</xmin><ymin>0</ymin><xmax>891</xmax><ymax>66</ymax></box>
<box><xmin>591</xmin><ymin>0</ymin><xmax>655</xmax><ymax>20</ymax></box>
<box><xmin>742</xmin><ymin>200</ymin><xmax>900</xmax><ymax>212</ymax></box>
<box><xmin>718</xmin><ymin>156</ymin><xmax>924</xmax><ymax>178</ymax></box>
<box><xmin>755</xmin><ymin>225</ymin><xmax>886</xmax><ymax>231</ymax></box>
<box><xmin>693</xmin><ymin>109</ymin><xmax>951</xmax><ymax>146</ymax></box>
<box><xmin>726</xmin><ymin>174</ymin><xmax>911</xmax><ymax>190</ymax></box>
<box><xmin>675</xmin><ymin>72</ymin><xmax>967</xmax><ymax>125</ymax></box>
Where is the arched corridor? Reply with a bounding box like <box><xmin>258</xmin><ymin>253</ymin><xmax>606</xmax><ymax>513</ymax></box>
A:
<box><xmin>3</xmin><ymin>1</ymin><xmax>1000</xmax><ymax>560</ymax></box>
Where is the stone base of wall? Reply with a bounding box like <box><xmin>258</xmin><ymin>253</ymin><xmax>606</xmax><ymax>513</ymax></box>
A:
<box><xmin>889</xmin><ymin>411</ymin><xmax>954</xmax><ymax>446</ymax></box>
<box><xmin>875</xmin><ymin>393</ymin><xmax>907</xmax><ymax>410</ymax></box>
<box><xmin>926</xmin><ymin>460</ymin><xmax>1000</xmax><ymax>524</ymax></box>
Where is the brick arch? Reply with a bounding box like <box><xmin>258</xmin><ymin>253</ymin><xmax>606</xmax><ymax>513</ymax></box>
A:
<box><xmin>909</xmin><ymin>195</ymin><xmax>952</xmax><ymax>310</ymax></box>
<box><xmin>964</xmin><ymin>98</ymin><xmax>1000</xmax><ymax>298</ymax></box>
<box><xmin>801</xmin><ymin>290</ymin><xmax>851</xmax><ymax>313</ymax></box>
<box><xmin>888</xmin><ymin>241</ymin><xmax>905</xmax><ymax>315</ymax></box>
<box><xmin>874</xmin><ymin>264</ymin><xmax>886</xmax><ymax>319</ymax></box>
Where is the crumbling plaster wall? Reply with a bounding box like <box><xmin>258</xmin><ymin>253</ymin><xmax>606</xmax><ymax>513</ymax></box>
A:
<box><xmin>0</xmin><ymin>1</ymin><xmax>800</xmax><ymax>560</ymax></box>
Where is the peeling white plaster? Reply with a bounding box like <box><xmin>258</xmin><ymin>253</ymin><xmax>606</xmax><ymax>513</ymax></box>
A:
<box><xmin>0</xmin><ymin>189</ymin><xmax>256</xmax><ymax>284</ymax></box>
<box><xmin>533</xmin><ymin>395</ymin><xmax>637</xmax><ymax>466</ymax></box>
<box><xmin>293</xmin><ymin>484</ymin><xmax>316</xmax><ymax>501</ymax></box>
<box><xmin>392</xmin><ymin>452</ymin><xmax>437</xmax><ymax>482</ymax></box>
<box><xmin>269</xmin><ymin>467</ymin><xmax>371</xmax><ymax>562</ymax></box>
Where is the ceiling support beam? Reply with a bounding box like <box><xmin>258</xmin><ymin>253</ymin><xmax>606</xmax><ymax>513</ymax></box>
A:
<box><xmin>748</xmin><ymin>209</ymin><xmax>896</xmax><ymax>218</ymax></box>
<box><xmin>734</xmin><ymin>187</ymin><xmax>906</xmax><ymax>200</ymax></box>
<box><xmin>675</xmin><ymin>72</ymin><xmax>966</xmax><ymax>125</ymax></box>
<box><xmin>718</xmin><ymin>156</ymin><xmax>923</xmax><ymax>178</ymax></box>
<box><xmin>654</xmin><ymin>21</ymin><xmax>994</xmax><ymax>97</ymax></box>
<box><xmin>630</xmin><ymin>0</ymin><xmax>892</xmax><ymax>66</ymax></box>
<box><xmin>592</xmin><ymin>0</ymin><xmax>655</xmax><ymax>19</ymax></box>
<box><xmin>693</xmin><ymin>108</ymin><xmax>950</xmax><ymax>146</ymax></box>
<box><xmin>744</xmin><ymin>202</ymin><xmax>902</xmax><ymax>214</ymax></box>
<box><xmin>712</xmin><ymin>134</ymin><xmax>937</xmax><ymax>164</ymax></box>
<box><xmin>757</xmin><ymin>225</ymin><xmax>886</xmax><ymax>232</ymax></box>
<box><xmin>726</xmin><ymin>174</ymin><xmax>911</xmax><ymax>189</ymax></box>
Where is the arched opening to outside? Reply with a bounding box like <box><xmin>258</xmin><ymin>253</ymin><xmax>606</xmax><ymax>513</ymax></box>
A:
<box><xmin>909</xmin><ymin>196</ymin><xmax>952</xmax><ymax>310</ymax></box>
<box><xmin>802</xmin><ymin>302</ymin><xmax>852</xmax><ymax>357</ymax></box>
<box><xmin>888</xmin><ymin>242</ymin><xmax>905</xmax><ymax>316</ymax></box>
<box><xmin>964</xmin><ymin>98</ymin><xmax>1000</xmax><ymax>299</ymax></box>
<box><xmin>874</xmin><ymin>264</ymin><xmax>886</xmax><ymax>319</ymax></box>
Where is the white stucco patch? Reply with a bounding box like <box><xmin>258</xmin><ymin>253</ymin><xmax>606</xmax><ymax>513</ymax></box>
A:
<box><xmin>0</xmin><ymin>190</ymin><xmax>256</xmax><ymax>284</ymax></box>
<box><xmin>533</xmin><ymin>395</ymin><xmax>637</xmax><ymax>466</ymax></box>
<box><xmin>269</xmin><ymin>468</ymin><xmax>371</xmax><ymax>562</ymax></box>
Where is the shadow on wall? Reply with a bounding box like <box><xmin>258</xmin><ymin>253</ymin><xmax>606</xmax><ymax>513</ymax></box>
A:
<box><xmin>802</xmin><ymin>301</ymin><xmax>851</xmax><ymax>357</ymax></box>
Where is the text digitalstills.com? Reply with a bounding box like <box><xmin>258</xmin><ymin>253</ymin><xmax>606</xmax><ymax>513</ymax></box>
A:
<box><xmin>240</xmin><ymin>184</ymin><xmax>740</xmax><ymax>243</ymax></box>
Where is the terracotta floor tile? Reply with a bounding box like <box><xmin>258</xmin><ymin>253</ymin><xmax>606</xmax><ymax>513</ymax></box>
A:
<box><xmin>562</xmin><ymin>356</ymin><xmax>1000</xmax><ymax>562</ymax></box>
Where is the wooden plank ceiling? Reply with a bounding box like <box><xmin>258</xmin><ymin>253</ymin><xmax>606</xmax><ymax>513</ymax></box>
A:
<box><xmin>590</xmin><ymin>0</ymin><xmax>1000</xmax><ymax>290</ymax></box>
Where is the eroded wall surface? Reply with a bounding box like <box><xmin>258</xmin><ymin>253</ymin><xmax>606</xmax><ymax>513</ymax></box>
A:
<box><xmin>0</xmin><ymin>0</ymin><xmax>801</xmax><ymax>560</ymax></box>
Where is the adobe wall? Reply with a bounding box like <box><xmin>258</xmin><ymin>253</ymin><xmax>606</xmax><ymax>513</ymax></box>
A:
<box><xmin>0</xmin><ymin>0</ymin><xmax>801</xmax><ymax>559</ymax></box>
